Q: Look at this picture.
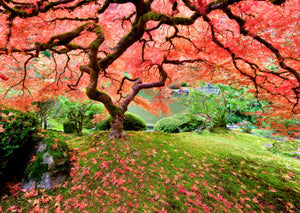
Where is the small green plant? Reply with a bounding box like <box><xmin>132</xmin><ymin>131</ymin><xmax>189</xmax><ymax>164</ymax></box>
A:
<box><xmin>123</xmin><ymin>112</ymin><xmax>147</xmax><ymax>131</ymax></box>
<box><xmin>96</xmin><ymin>112</ymin><xmax>147</xmax><ymax>131</ymax></box>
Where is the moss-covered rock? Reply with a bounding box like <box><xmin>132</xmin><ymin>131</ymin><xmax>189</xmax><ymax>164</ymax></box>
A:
<box><xmin>23</xmin><ymin>131</ymin><xmax>70</xmax><ymax>190</ymax></box>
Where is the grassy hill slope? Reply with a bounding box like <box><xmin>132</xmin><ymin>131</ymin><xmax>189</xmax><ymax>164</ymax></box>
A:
<box><xmin>1</xmin><ymin>131</ymin><xmax>299</xmax><ymax>212</ymax></box>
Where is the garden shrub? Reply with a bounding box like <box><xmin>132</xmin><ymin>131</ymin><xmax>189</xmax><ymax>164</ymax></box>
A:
<box><xmin>63</xmin><ymin>121</ymin><xmax>76</xmax><ymax>133</ymax></box>
<box><xmin>0</xmin><ymin>108</ymin><xmax>39</xmax><ymax>188</ymax></box>
<box><xmin>153</xmin><ymin>117</ymin><xmax>181</xmax><ymax>133</ymax></box>
<box><xmin>96</xmin><ymin>112</ymin><xmax>147</xmax><ymax>131</ymax></box>
<box><xmin>96</xmin><ymin>117</ymin><xmax>111</xmax><ymax>130</ymax></box>
<box><xmin>154</xmin><ymin>113</ymin><xmax>204</xmax><ymax>133</ymax></box>
<box><xmin>84</xmin><ymin>121</ymin><xmax>96</xmax><ymax>129</ymax></box>
<box><xmin>123</xmin><ymin>112</ymin><xmax>147</xmax><ymax>131</ymax></box>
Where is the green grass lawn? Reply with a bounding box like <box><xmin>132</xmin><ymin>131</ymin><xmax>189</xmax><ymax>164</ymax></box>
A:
<box><xmin>1</xmin><ymin>131</ymin><xmax>299</xmax><ymax>212</ymax></box>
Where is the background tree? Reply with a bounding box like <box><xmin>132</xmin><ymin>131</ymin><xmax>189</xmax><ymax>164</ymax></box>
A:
<box><xmin>53</xmin><ymin>96</ymin><xmax>104</xmax><ymax>134</ymax></box>
<box><xmin>184</xmin><ymin>83</ymin><xmax>266</xmax><ymax>132</ymax></box>
<box><xmin>0</xmin><ymin>0</ymin><xmax>299</xmax><ymax>138</ymax></box>
<box><xmin>33</xmin><ymin>99</ymin><xmax>55</xmax><ymax>129</ymax></box>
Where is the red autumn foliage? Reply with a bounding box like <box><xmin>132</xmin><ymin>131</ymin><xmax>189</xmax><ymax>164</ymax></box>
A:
<box><xmin>0</xmin><ymin>0</ymin><xmax>298</xmax><ymax>137</ymax></box>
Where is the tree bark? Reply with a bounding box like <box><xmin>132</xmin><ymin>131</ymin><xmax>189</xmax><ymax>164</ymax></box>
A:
<box><xmin>43</xmin><ymin>116</ymin><xmax>47</xmax><ymax>129</ymax></box>
<box><xmin>109</xmin><ymin>113</ymin><xmax>126</xmax><ymax>139</ymax></box>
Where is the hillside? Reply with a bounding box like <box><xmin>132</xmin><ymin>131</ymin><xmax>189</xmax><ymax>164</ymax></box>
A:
<box><xmin>1</xmin><ymin>131</ymin><xmax>300</xmax><ymax>212</ymax></box>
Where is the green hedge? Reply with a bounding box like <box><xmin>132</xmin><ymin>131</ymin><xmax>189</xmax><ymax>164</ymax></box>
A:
<box><xmin>63</xmin><ymin>121</ymin><xmax>76</xmax><ymax>133</ymax></box>
<box><xmin>154</xmin><ymin>113</ymin><xmax>204</xmax><ymax>133</ymax></box>
<box><xmin>96</xmin><ymin>112</ymin><xmax>147</xmax><ymax>131</ymax></box>
<box><xmin>0</xmin><ymin>108</ymin><xmax>39</xmax><ymax>187</ymax></box>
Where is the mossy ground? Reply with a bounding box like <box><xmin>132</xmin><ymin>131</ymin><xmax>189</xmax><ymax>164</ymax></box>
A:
<box><xmin>0</xmin><ymin>131</ymin><xmax>299</xmax><ymax>212</ymax></box>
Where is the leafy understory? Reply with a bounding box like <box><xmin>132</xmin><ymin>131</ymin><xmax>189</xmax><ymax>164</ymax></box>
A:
<box><xmin>1</xmin><ymin>131</ymin><xmax>299</xmax><ymax>212</ymax></box>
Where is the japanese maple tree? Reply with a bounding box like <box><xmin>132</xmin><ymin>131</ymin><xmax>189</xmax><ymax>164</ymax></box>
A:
<box><xmin>0</xmin><ymin>0</ymin><xmax>299</xmax><ymax>138</ymax></box>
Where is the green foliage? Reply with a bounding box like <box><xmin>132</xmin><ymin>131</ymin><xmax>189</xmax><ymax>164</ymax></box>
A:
<box><xmin>184</xmin><ymin>83</ymin><xmax>266</xmax><ymax>129</ymax></box>
<box><xmin>253</xmin><ymin>128</ymin><xmax>275</xmax><ymax>139</ymax></box>
<box><xmin>153</xmin><ymin>113</ymin><xmax>204</xmax><ymax>133</ymax></box>
<box><xmin>25</xmin><ymin>152</ymin><xmax>48</xmax><ymax>181</ymax></box>
<box><xmin>96</xmin><ymin>112</ymin><xmax>147</xmax><ymax>131</ymax></box>
<box><xmin>239</xmin><ymin>120</ymin><xmax>256</xmax><ymax>133</ymax></box>
<box><xmin>32</xmin><ymin>99</ymin><xmax>55</xmax><ymax>129</ymax></box>
<box><xmin>84</xmin><ymin>121</ymin><xmax>95</xmax><ymax>130</ymax></box>
<box><xmin>41</xmin><ymin>50</ymin><xmax>52</xmax><ymax>58</ymax></box>
<box><xmin>96</xmin><ymin>117</ymin><xmax>111</xmax><ymax>131</ymax></box>
<box><xmin>54</xmin><ymin>96</ymin><xmax>104</xmax><ymax>133</ymax></box>
<box><xmin>63</xmin><ymin>121</ymin><xmax>76</xmax><ymax>133</ymax></box>
<box><xmin>25</xmin><ymin>130</ymin><xmax>70</xmax><ymax>181</ymax></box>
<box><xmin>180</xmin><ymin>82</ymin><xmax>190</xmax><ymax>87</ymax></box>
<box><xmin>123</xmin><ymin>112</ymin><xmax>147</xmax><ymax>131</ymax></box>
<box><xmin>0</xmin><ymin>108</ymin><xmax>39</xmax><ymax>185</ymax></box>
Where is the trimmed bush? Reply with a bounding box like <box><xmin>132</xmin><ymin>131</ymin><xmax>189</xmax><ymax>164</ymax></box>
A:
<box><xmin>153</xmin><ymin>117</ymin><xmax>181</xmax><ymax>133</ymax></box>
<box><xmin>63</xmin><ymin>121</ymin><xmax>76</xmax><ymax>133</ymax></box>
<box><xmin>154</xmin><ymin>113</ymin><xmax>204</xmax><ymax>133</ymax></box>
<box><xmin>0</xmin><ymin>108</ymin><xmax>39</xmax><ymax>189</ymax></box>
<box><xmin>96</xmin><ymin>112</ymin><xmax>147</xmax><ymax>131</ymax></box>
<box><xmin>123</xmin><ymin>112</ymin><xmax>147</xmax><ymax>131</ymax></box>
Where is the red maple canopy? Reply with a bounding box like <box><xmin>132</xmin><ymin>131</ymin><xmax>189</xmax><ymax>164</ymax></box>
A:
<box><xmin>0</xmin><ymin>0</ymin><xmax>299</xmax><ymax>137</ymax></box>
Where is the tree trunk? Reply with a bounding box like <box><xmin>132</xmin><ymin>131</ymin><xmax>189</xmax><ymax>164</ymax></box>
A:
<box><xmin>43</xmin><ymin>116</ymin><xmax>47</xmax><ymax>129</ymax></box>
<box><xmin>109</xmin><ymin>113</ymin><xmax>126</xmax><ymax>139</ymax></box>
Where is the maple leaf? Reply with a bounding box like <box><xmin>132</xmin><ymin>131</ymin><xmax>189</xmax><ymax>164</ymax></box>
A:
<box><xmin>52</xmin><ymin>143</ymin><xmax>58</xmax><ymax>150</ymax></box>
<box><xmin>127</xmin><ymin>201</ymin><xmax>135</xmax><ymax>208</ymax></box>
<box><xmin>176</xmin><ymin>184</ymin><xmax>192</xmax><ymax>196</ymax></box>
<box><xmin>23</xmin><ymin>190</ymin><xmax>38</xmax><ymax>198</ymax></box>
<box><xmin>239</xmin><ymin>189</ymin><xmax>246</xmax><ymax>195</ymax></box>
<box><xmin>0</xmin><ymin>74</ymin><xmax>9</xmax><ymax>81</ymax></box>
